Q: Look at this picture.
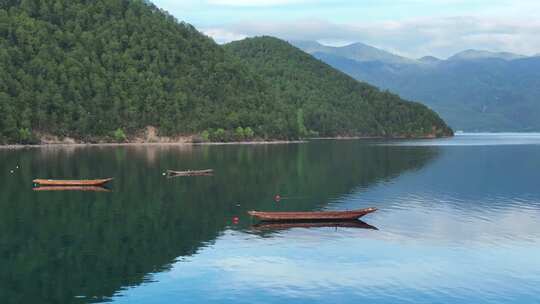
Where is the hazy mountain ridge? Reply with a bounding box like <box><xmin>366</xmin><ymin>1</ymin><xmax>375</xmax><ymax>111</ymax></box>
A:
<box><xmin>418</xmin><ymin>56</ymin><xmax>442</xmax><ymax>64</ymax></box>
<box><xmin>448</xmin><ymin>49</ymin><xmax>527</xmax><ymax>61</ymax></box>
<box><xmin>292</xmin><ymin>40</ymin><xmax>416</xmax><ymax>65</ymax></box>
<box><xmin>294</xmin><ymin>41</ymin><xmax>540</xmax><ymax>131</ymax></box>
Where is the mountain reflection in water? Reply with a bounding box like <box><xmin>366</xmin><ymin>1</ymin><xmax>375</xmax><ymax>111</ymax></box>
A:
<box><xmin>0</xmin><ymin>141</ymin><xmax>436</xmax><ymax>304</ymax></box>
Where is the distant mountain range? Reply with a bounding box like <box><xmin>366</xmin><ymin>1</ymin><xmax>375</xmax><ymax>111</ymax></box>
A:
<box><xmin>292</xmin><ymin>41</ymin><xmax>414</xmax><ymax>65</ymax></box>
<box><xmin>293</xmin><ymin>41</ymin><xmax>540</xmax><ymax>132</ymax></box>
<box><xmin>447</xmin><ymin>49</ymin><xmax>527</xmax><ymax>61</ymax></box>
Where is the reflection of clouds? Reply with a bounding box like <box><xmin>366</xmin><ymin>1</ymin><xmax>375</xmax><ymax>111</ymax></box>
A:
<box><xmin>113</xmin><ymin>229</ymin><xmax>540</xmax><ymax>303</ymax></box>
<box><xmin>382</xmin><ymin>133</ymin><xmax>540</xmax><ymax>146</ymax></box>
<box><xmin>335</xmin><ymin>138</ymin><xmax>540</xmax><ymax>246</ymax></box>
<box><xmin>340</xmin><ymin>191</ymin><xmax>540</xmax><ymax>246</ymax></box>
<box><xmin>365</xmin><ymin>202</ymin><xmax>540</xmax><ymax>247</ymax></box>
<box><xmin>212</xmin><ymin>230</ymin><xmax>539</xmax><ymax>295</ymax></box>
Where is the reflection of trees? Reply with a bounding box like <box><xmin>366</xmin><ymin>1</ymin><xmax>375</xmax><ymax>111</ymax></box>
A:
<box><xmin>0</xmin><ymin>141</ymin><xmax>438</xmax><ymax>303</ymax></box>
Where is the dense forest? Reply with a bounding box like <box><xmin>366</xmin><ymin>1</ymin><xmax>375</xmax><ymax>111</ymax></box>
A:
<box><xmin>225</xmin><ymin>37</ymin><xmax>453</xmax><ymax>138</ymax></box>
<box><xmin>0</xmin><ymin>0</ymin><xmax>452</xmax><ymax>144</ymax></box>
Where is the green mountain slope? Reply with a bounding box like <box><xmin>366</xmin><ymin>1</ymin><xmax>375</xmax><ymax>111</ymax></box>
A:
<box><xmin>0</xmin><ymin>0</ymin><xmax>278</xmax><ymax>143</ymax></box>
<box><xmin>0</xmin><ymin>1</ymin><xmax>451</xmax><ymax>144</ymax></box>
<box><xmin>225</xmin><ymin>37</ymin><xmax>452</xmax><ymax>138</ymax></box>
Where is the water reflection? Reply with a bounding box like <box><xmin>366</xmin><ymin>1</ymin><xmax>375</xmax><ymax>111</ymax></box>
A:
<box><xmin>109</xmin><ymin>135</ymin><xmax>540</xmax><ymax>304</ymax></box>
<box><xmin>32</xmin><ymin>186</ymin><xmax>112</xmax><ymax>192</ymax></box>
<box><xmin>127</xmin><ymin>227</ymin><xmax>536</xmax><ymax>304</ymax></box>
<box><xmin>0</xmin><ymin>141</ymin><xmax>437</xmax><ymax>304</ymax></box>
<box><xmin>252</xmin><ymin>220</ymin><xmax>378</xmax><ymax>232</ymax></box>
<box><xmin>385</xmin><ymin>132</ymin><xmax>540</xmax><ymax>146</ymax></box>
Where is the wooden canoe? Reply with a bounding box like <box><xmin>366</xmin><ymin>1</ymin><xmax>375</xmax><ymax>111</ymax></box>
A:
<box><xmin>33</xmin><ymin>186</ymin><xmax>111</xmax><ymax>192</ymax></box>
<box><xmin>248</xmin><ymin>207</ymin><xmax>377</xmax><ymax>222</ymax></box>
<box><xmin>32</xmin><ymin>178</ymin><xmax>113</xmax><ymax>187</ymax></box>
<box><xmin>253</xmin><ymin>220</ymin><xmax>378</xmax><ymax>231</ymax></box>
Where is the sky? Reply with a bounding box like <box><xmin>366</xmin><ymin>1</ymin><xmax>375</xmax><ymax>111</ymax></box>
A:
<box><xmin>151</xmin><ymin>0</ymin><xmax>540</xmax><ymax>59</ymax></box>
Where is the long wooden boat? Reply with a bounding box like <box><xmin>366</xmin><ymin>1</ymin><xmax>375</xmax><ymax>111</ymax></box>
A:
<box><xmin>253</xmin><ymin>220</ymin><xmax>378</xmax><ymax>231</ymax></box>
<box><xmin>33</xmin><ymin>186</ymin><xmax>111</xmax><ymax>192</ymax></box>
<box><xmin>32</xmin><ymin>178</ymin><xmax>113</xmax><ymax>187</ymax></box>
<box><xmin>248</xmin><ymin>207</ymin><xmax>377</xmax><ymax>222</ymax></box>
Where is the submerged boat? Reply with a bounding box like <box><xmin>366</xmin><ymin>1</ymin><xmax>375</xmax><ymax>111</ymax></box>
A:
<box><xmin>248</xmin><ymin>207</ymin><xmax>377</xmax><ymax>222</ymax></box>
<box><xmin>166</xmin><ymin>169</ymin><xmax>213</xmax><ymax>177</ymax></box>
<box><xmin>32</xmin><ymin>178</ymin><xmax>113</xmax><ymax>187</ymax></box>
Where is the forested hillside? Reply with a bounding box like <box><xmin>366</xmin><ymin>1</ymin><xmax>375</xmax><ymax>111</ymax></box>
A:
<box><xmin>0</xmin><ymin>0</ymin><xmax>452</xmax><ymax>144</ymax></box>
<box><xmin>225</xmin><ymin>37</ymin><xmax>452</xmax><ymax>137</ymax></box>
<box><xmin>0</xmin><ymin>0</ymin><xmax>279</xmax><ymax>143</ymax></box>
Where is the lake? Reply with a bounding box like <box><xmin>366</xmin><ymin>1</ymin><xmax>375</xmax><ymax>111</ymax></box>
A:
<box><xmin>1</xmin><ymin>134</ymin><xmax>539</xmax><ymax>304</ymax></box>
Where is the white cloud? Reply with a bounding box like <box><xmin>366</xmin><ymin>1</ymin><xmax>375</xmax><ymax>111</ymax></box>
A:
<box><xmin>202</xmin><ymin>16</ymin><xmax>540</xmax><ymax>58</ymax></box>
<box><xmin>207</xmin><ymin>0</ymin><xmax>307</xmax><ymax>6</ymax></box>
<box><xmin>152</xmin><ymin>0</ymin><xmax>540</xmax><ymax>57</ymax></box>
<box><xmin>203</xmin><ymin>28</ymin><xmax>247</xmax><ymax>43</ymax></box>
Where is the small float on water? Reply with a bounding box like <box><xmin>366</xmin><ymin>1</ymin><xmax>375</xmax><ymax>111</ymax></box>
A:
<box><xmin>166</xmin><ymin>169</ymin><xmax>214</xmax><ymax>177</ymax></box>
<box><xmin>248</xmin><ymin>207</ymin><xmax>377</xmax><ymax>222</ymax></box>
<box><xmin>33</xmin><ymin>178</ymin><xmax>113</xmax><ymax>187</ymax></box>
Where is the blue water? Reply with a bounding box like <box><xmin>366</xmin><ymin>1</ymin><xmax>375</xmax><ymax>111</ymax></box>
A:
<box><xmin>113</xmin><ymin>134</ymin><xmax>540</xmax><ymax>304</ymax></box>
<box><xmin>1</xmin><ymin>134</ymin><xmax>539</xmax><ymax>303</ymax></box>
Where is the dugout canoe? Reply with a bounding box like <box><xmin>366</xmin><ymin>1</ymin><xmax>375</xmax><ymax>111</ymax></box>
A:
<box><xmin>32</xmin><ymin>178</ymin><xmax>113</xmax><ymax>187</ymax></box>
<box><xmin>248</xmin><ymin>207</ymin><xmax>377</xmax><ymax>222</ymax></box>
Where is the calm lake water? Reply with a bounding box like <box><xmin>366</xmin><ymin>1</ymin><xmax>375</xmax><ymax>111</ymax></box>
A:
<box><xmin>1</xmin><ymin>134</ymin><xmax>540</xmax><ymax>304</ymax></box>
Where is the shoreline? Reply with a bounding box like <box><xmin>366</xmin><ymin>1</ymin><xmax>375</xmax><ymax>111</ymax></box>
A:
<box><xmin>0</xmin><ymin>135</ymin><xmax>456</xmax><ymax>149</ymax></box>
<box><xmin>311</xmin><ymin>134</ymin><xmax>454</xmax><ymax>140</ymax></box>
<box><xmin>0</xmin><ymin>140</ymin><xmax>307</xmax><ymax>150</ymax></box>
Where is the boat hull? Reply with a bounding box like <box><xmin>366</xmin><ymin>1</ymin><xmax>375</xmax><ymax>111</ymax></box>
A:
<box><xmin>33</xmin><ymin>178</ymin><xmax>113</xmax><ymax>187</ymax></box>
<box><xmin>248</xmin><ymin>207</ymin><xmax>377</xmax><ymax>222</ymax></box>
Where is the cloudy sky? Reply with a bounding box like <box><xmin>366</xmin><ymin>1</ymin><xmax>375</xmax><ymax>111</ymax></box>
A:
<box><xmin>152</xmin><ymin>0</ymin><xmax>540</xmax><ymax>59</ymax></box>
